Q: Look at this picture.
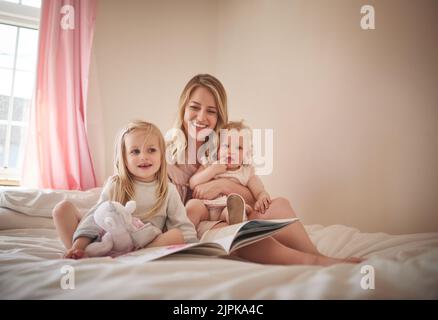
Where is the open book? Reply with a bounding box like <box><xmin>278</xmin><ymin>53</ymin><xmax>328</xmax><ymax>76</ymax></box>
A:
<box><xmin>117</xmin><ymin>218</ymin><xmax>299</xmax><ymax>263</ymax></box>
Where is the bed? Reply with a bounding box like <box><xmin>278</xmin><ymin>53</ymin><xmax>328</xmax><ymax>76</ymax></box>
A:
<box><xmin>0</xmin><ymin>187</ymin><xmax>437</xmax><ymax>299</ymax></box>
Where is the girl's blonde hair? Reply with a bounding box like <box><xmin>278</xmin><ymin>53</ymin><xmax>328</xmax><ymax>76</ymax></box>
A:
<box><xmin>112</xmin><ymin>120</ymin><xmax>168</xmax><ymax>220</ymax></box>
<box><xmin>167</xmin><ymin>74</ymin><xmax>229</xmax><ymax>163</ymax></box>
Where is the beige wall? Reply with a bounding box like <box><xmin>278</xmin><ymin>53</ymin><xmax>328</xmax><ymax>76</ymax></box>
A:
<box><xmin>87</xmin><ymin>0</ymin><xmax>438</xmax><ymax>234</ymax></box>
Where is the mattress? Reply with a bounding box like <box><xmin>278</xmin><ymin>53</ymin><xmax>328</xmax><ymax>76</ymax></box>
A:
<box><xmin>0</xmin><ymin>187</ymin><xmax>437</xmax><ymax>299</ymax></box>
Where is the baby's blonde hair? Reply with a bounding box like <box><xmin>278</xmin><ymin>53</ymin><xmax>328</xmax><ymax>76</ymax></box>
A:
<box><xmin>167</xmin><ymin>74</ymin><xmax>228</xmax><ymax>163</ymax></box>
<box><xmin>222</xmin><ymin>120</ymin><xmax>249</xmax><ymax>132</ymax></box>
<box><xmin>112</xmin><ymin>120</ymin><xmax>168</xmax><ymax>220</ymax></box>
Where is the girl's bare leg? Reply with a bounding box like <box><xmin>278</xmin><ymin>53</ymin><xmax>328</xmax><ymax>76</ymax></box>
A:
<box><xmin>185</xmin><ymin>199</ymin><xmax>209</xmax><ymax>229</ymax></box>
<box><xmin>234</xmin><ymin>237</ymin><xmax>354</xmax><ymax>266</ymax></box>
<box><xmin>248</xmin><ymin>197</ymin><xmax>321</xmax><ymax>255</ymax></box>
<box><xmin>52</xmin><ymin>200</ymin><xmax>83</xmax><ymax>249</ymax></box>
<box><xmin>146</xmin><ymin>229</ymin><xmax>185</xmax><ymax>248</ymax></box>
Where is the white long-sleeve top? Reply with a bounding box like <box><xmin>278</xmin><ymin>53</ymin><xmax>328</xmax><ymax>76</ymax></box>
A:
<box><xmin>73</xmin><ymin>177</ymin><xmax>198</xmax><ymax>244</ymax></box>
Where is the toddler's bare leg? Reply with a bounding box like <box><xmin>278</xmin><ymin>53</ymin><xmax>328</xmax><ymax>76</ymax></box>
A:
<box><xmin>219</xmin><ymin>207</ymin><xmax>229</xmax><ymax>224</ymax></box>
<box><xmin>185</xmin><ymin>199</ymin><xmax>209</xmax><ymax>228</ymax></box>
<box><xmin>52</xmin><ymin>201</ymin><xmax>83</xmax><ymax>249</ymax></box>
<box><xmin>147</xmin><ymin>229</ymin><xmax>184</xmax><ymax>248</ymax></box>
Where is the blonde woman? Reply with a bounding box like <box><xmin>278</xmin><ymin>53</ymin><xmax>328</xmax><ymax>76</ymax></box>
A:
<box><xmin>167</xmin><ymin>74</ymin><xmax>361</xmax><ymax>265</ymax></box>
<box><xmin>53</xmin><ymin>121</ymin><xmax>198</xmax><ymax>259</ymax></box>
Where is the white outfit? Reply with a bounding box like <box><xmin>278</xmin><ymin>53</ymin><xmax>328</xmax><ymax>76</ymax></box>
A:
<box><xmin>73</xmin><ymin>176</ymin><xmax>198</xmax><ymax>245</ymax></box>
<box><xmin>203</xmin><ymin>165</ymin><xmax>255</xmax><ymax>220</ymax></box>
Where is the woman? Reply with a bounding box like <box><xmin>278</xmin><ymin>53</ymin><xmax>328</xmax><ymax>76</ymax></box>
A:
<box><xmin>167</xmin><ymin>74</ymin><xmax>360</xmax><ymax>265</ymax></box>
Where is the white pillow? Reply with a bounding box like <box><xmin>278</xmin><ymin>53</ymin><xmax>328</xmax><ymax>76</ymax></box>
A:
<box><xmin>0</xmin><ymin>187</ymin><xmax>101</xmax><ymax>218</ymax></box>
<box><xmin>0</xmin><ymin>208</ymin><xmax>55</xmax><ymax>230</ymax></box>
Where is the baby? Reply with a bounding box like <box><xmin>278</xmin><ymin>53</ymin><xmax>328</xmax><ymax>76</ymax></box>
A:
<box><xmin>185</xmin><ymin>121</ymin><xmax>271</xmax><ymax>230</ymax></box>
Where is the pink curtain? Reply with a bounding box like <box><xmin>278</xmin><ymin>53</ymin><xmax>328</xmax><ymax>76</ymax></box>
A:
<box><xmin>22</xmin><ymin>0</ymin><xmax>98</xmax><ymax>190</ymax></box>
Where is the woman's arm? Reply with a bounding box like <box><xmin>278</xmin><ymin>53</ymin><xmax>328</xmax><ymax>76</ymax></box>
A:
<box><xmin>192</xmin><ymin>178</ymin><xmax>256</xmax><ymax>206</ymax></box>
<box><xmin>189</xmin><ymin>164</ymin><xmax>226</xmax><ymax>190</ymax></box>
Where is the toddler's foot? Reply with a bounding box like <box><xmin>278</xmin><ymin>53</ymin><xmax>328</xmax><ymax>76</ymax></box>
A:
<box><xmin>226</xmin><ymin>194</ymin><xmax>247</xmax><ymax>225</ymax></box>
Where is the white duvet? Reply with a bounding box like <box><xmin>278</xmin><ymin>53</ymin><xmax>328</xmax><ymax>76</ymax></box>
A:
<box><xmin>0</xmin><ymin>187</ymin><xmax>437</xmax><ymax>299</ymax></box>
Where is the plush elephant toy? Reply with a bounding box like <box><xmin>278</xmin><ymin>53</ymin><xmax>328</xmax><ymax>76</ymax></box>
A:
<box><xmin>85</xmin><ymin>200</ymin><xmax>162</xmax><ymax>257</ymax></box>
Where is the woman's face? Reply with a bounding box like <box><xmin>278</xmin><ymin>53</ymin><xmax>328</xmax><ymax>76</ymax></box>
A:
<box><xmin>183</xmin><ymin>86</ymin><xmax>218</xmax><ymax>142</ymax></box>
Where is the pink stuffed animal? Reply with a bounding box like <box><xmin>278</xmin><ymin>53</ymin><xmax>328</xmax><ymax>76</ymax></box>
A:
<box><xmin>85</xmin><ymin>200</ymin><xmax>162</xmax><ymax>257</ymax></box>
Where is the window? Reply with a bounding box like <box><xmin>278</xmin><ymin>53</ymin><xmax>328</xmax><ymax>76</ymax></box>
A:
<box><xmin>0</xmin><ymin>0</ymin><xmax>40</xmax><ymax>184</ymax></box>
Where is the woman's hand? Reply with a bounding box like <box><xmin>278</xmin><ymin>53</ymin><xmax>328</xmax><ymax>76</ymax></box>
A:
<box><xmin>254</xmin><ymin>192</ymin><xmax>272</xmax><ymax>214</ymax></box>
<box><xmin>192</xmin><ymin>180</ymin><xmax>224</xmax><ymax>200</ymax></box>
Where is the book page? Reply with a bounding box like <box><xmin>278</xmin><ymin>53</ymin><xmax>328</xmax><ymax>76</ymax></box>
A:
<box><xmin>229</xmin><ymin>218</ymin><xmax>299</xmax><ymax>251</ymax></box>
<box><xmin>200</xmin><ymin>223</ymin><xmax>244</xmax><ymax>253</ymax></box>
<box><xmin>116</xmin><ymin>241</ymin><xmax>230</xmax><ymax>263</ymax></box>
<box><xmin>115</xmin><ymin>218</ymin><xmax>299</xmax><ymax>262</ymax></box>
<box><xmin>199</xmin><ymin>218</ymin><xmax>299</xmax><ymax>253</ymax></box>
<box><xmin>116</xmin><ymin>243</ymin><xmax>199</xmax><ymax>263</ymax></box>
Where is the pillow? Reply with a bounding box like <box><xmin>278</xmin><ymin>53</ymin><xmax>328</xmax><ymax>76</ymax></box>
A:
<box><xmin>0</xmin><ymin>208</ymin><xmax>55</xmax><ymax>230</ymax></box>
<box><xmin>0</xmin><ymin>187</ymin><xmax>101</xmax><ymax>218</ymax></box>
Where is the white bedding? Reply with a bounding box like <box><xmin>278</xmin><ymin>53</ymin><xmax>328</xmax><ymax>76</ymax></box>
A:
<box><xmin>0</xmin><ymin>188</ymin><xmax>437</xmax><ymax>299</ymax></box>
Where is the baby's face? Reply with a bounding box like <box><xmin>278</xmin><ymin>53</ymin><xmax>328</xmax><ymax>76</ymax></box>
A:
<box><xmin>219</xmin><ymin>134</ymin><xmax>245</xmax><ymax>170</ymax></box>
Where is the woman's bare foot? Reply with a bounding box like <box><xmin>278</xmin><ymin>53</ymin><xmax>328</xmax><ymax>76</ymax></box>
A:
<box><xmin>312</xmin><ymin>255</ymin><xmax>363</xmax><ymax>266</ymax></box>
<box><xmin>345</xmin><ymin>256</ymin><xmax>365</xmax><ymax>263</ymax></box>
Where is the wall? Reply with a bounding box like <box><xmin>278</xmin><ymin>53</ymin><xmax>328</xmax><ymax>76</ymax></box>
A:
<box><xmin>87</xmin><ymin>0</ymin><xmax>438</xmax><ymax>234</ymax></box>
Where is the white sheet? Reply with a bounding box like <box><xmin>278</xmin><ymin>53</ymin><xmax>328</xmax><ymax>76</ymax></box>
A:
<box><xmin>1</xmin><ymin>220</ymin><xmax>437</xmax><ymax>299</ymax></box>
<box><xmin>1</xmin><ymin>187</ymin><xmax>437</xmax><ymax>299</ymax></box>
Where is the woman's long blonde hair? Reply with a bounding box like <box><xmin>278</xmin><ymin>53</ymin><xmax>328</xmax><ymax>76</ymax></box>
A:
<box><xmin>167</xmin><ymin>74</ymin><xmax>229</xmax><ymax>163</ymax></box>
<box><xmin>111</xmin><ymin>120</ymin><xmax>168</xmax><ymax>220</ymax></box>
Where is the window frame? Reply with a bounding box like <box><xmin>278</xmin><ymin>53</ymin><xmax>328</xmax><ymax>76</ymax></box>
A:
<box><xmin>0</xmin><ymin>0</ymin><xmax>40</xmax><ymax>184</ymax></box>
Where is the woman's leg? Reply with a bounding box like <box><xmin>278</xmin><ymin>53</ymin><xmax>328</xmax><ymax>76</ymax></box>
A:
<box><xmin>52</xmin><ymin>200</ymin><xmax>83</xmax><ymax>249</ymax></box>
<box><xmin>248</xmin><ymin>197</ymin><xmax>321</xmax><ymax>255</ymax></box>
<box><xmin>185</xmin><ymin>199</ymin><xmax>209</xmax><ymax>228</ymax></box>
<box><xmin>146</xmin><ymin>229</ymin><xmax>185</xmax><ymax>248</ymax></box>
<box><xmin>234</xmin><ymin>237</ymin><xmax>352</xmax><ymax>266</ymax></box>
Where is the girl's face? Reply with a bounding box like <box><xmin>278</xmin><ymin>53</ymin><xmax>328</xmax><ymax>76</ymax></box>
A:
<box><xmin>124</xmin><ymin>130</ymin><xmax>161</xmax><ymax>182</ymax></box>
<box><xmin>219</xmin><ymin>134</ymin><xmax>245</xmax><ymax>170</ymax></box>
<box><xmin>183</xmin><ymin>86</ymin><xmax>218</xmax><ymax>142</ymax></box>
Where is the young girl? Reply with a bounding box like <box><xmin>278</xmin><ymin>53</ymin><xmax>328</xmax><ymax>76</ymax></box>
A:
<box><xmin>186</xmin><ymin>121</ymin><xmax>270</xmax><ymax>232</ymax></box>
<box><xmin>53</xmin><ymin>120</ymin><xmax>198</xmax><ymax>259</ymax></box>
